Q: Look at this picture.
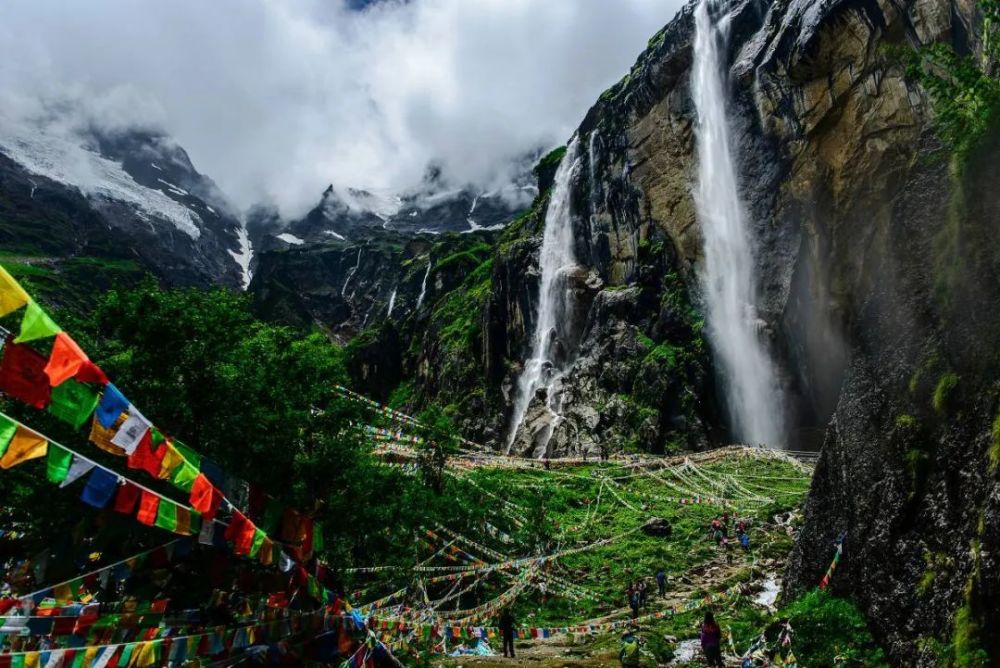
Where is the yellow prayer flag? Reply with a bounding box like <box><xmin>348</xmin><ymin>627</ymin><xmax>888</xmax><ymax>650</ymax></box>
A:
<box><xmin>0</xmin><ymin>426</ymin><xmax>48</xmax><ymax>469</ymax></box>
<box><xmin>0</xmin><ymin>265</ymin><xmax>30</xmax><ymax>317</ymax></box>
<box><xmin>89</xmin><ymin>413</ymin><xmax>127</xmax><ymax>456</ymax></box>
<box><xmin>52</xmin><ymin>583</ymin><xmax>73</xmax><ymax>603</ymax></box>
<box><xmin>131</xmin><ymin>641</ymin><xmax>158</xmax><ymax>667</ymax></box>
<box><xmin>158</xmin><ymin>443</ymin><xmax>184</xmax><ymax>480</ymax></box>
<box><xmin>80</xmin><ymin>646</ymin><xmax>98</xmax><ymax>668</ymax></box>
<box><xmin>258</xmin><ymin>538</ymin><xmax>274</xmax><ymax>566</ymax></box>
<box><xmin>24</xmin><ymin>652</ymin><xmax>40</xmax><ymax>668</ymax></box>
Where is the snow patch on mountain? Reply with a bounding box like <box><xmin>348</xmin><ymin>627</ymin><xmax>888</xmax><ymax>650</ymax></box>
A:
<box><xmin>276</xmin><ymin>232</ymin><xmax>306</xmax><ymax>245</ymax></box>
<box><xmin>0</xmin><ymin>128</ymin><xmax>203</xmax><ymax>238</ymax></box>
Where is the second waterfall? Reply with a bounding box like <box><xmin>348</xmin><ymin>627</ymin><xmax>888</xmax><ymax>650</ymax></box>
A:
<box><xmin>692</xmin><ymin>0</ymin><xmax>784</xmax><ymax>447</ymax></box>
<box><xmin>507</xmin><ymin>137</ymin><xmax>583</xmax><ymax>454</ymax></box>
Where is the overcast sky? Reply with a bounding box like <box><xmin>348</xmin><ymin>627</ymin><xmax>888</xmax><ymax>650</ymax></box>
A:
<box><xmin>0</xmin><ymin>0</ymin><xmax>682</xmax><ymax>216</ymax></box>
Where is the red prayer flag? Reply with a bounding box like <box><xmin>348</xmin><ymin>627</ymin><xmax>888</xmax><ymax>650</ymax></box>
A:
<box><xmin>224</xmin><ymin>510</ymin><xmax>256</xmax><ymax>555</ymax></box>
<box><xmin>190</xmin><ymin>473</ymin><xmax>222</xmax><ymax>521</ymax></box>
<box><xmin>43</xmin><ymin>332</ymin><xmax>108</xmax><ymax>387</ymax></box>
<box><xmin>136</xmin><ymin>491</ymin><xmax>160</xmax><ymax>526</ymax></box>
<box><xmin>113</xmin><ymin>481</ymin><xmax>141</xmax><ymax>514</ymax></box>
<box><xmin>127</xmin><ymin>432</ymin><xmax>166</xmax><ymax>479</ymax></box>
<box><xmin>0</xmin><ymin>341</ymin><xmax>52</xmax><ymax>408</ymax></box>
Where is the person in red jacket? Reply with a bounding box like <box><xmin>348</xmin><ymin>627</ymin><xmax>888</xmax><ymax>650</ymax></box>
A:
<box><xmin>700</xmin><ymin>610</ymin><xmax>724</xmax><ymax>667</ymax></box>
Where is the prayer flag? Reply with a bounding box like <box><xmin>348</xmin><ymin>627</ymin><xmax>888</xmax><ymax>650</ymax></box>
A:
<box><xmin>60</xmin><ymin>456</ymin><xmax>95</xmax><ymax>488</ymax></box>
<box><xmin>170</xmin><ymin>460</ymin><xmax>199</xmax><ymax>492</ymax></box>
<box><xmin>88</xmin><ymin>413</ymin><xmax>126</xmax><ymax>456</ymax></box>
<box><xmin>95</xmin><ymin>384</ymin><xmax>128</xmax><ymax>429</ymax></box>
<box><xmin>113</xmin><ymin>481</ymin><xmax>141</xmax><ymax>514</ymax></box>
<box><xmin>0</xmin><ymin>265</ymin><xmax>30</xmax><ymax>317</ymax></box>
<box><xmin>127</xmin><ymin>432</ymin><xmax>165</xmax><ymax>478</ymax></box>
<box><xmin>15</xmin><ymin>300</ymin><xmax>61</xmax><ymax>343</ymax></box>
<box><xmin>0</xmin><ymin>342</ymin><xmax>53</xmax><ymax>408</ymax></box>
<box><xmin>46</xmin><ymin>443</ymin><xmax>73</xmax><ymax>483</ymax></box>
<box><xmin>47</xmin><ymin>380</ymin><xmax>100</xmax><ymax>429</ymax></box>
<box><xmin>0</xmin><ymin>426</ymin><xmax>47</xmax><ymax>468</ymax></box>
<box><xmin>224</xmin><ymin>510</ymin><xmax>256</xmax><ymax>555</ymax></box>
<box><xmin>249</xmin><ymin>527</ymin><xmax>267</xmax><ymax>558</ymax></box>
<box><xmin>155</xmin><ymin>499</ymin><xmax>178</xmax><ymax>532</ymax></box>
<box><xmin>158</xmin><ymin>444</ymin><xmax>184</xmax><ymax>480</ymax></box>
<box><xmin>172</xmin><ymin>440</ymin><xmax>200</xmax><ymax>468</ymax></box>
<box><xmin>43</xmin><ymin>333</ymin><xmax>107</xmax><ymax>387</ymax></box>
<box><xmin>189</xmin><ymin>474</ymin><xmax>222</xmax><ymax>521</ymax></box>
<box><xmin>0</xmin><ymin>413</ymin><xmax>16</xmax><ymax>457</ymax></box>
<box><xmin>136</xmin><ymin>491</ymin><xmax>160</xmax><ymax>526</ymax></box>
<box><xmin>174</xmin><ymin>506</ymin><xmax>199</xmax><ymax>536</ymax></box>
<box><xmin>111</xmin><ymin>408</ymin><xmax>151</xmax><ymax>455</ymax></box>
<box><xmin>80</xmin><ymin>468</ymin><xmax>119</xmax><ymax>509</ymax></box>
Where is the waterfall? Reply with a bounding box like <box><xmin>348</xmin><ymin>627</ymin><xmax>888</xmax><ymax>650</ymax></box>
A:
<box><xmin>415</xmin><ymin>259</ymin><xmax>431</xmax><ymax>310</ymax></box>
<box><xmin>387</xmin><ymin>287</ymin><xmax>398</xmax><ymax>317</ymax></box>
<box><xmin>691</xmin><ymin>0</ymin><xmax>784</xmax><ymax>447</ymax></box>
<box><xmin>342</xmin><ymin>248</ymin><xmax>362</xmax><ymax>296</ymax></box>
<box><xmin>506</xmin><ymin>137</ymin><xmax>582</xmax><ymax>453</ymax></box>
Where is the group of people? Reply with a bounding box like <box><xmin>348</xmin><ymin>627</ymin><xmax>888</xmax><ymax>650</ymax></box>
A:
<box><xmin>710</xmin><ymin>514</ymin><xmax>751</xmax><ymax>559</ymax></box>
<box><xmin>625</xmin><ymin>569</ymin><xmax>668</xmax><ymax>620</ymax></box>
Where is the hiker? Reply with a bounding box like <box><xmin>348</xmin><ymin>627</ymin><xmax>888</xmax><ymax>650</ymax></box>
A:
<box><xmin>710</xmin><ymin>517</ymin><xmax>723</xmax><ymax>544</ymax></box>
<box><xmin>498</xmin><ymin>608</ymin><xmax>516</xmax><ymax>658</ymax></box>
<box><xmin>740</xmin><ymin>531</ymin><xmax>751</xmax><ymax>552</ymax></box>
<box><xmin>619</xmin><ymin>628</ymin><xmax>642</xmax><ymax>667</ymax></box>
<box><xmin>655</xmin><ymin>570</ymin><xmax>666</xmax><ymax>597</ymax></box>
<box><xmin>626</xmin><ymin>583</ymin><xmax>635</xmax><ymax>608</ymax></box>
<box><xmin>721</xmin><ymin>513</ymin><xmax>730</xmax><ymax>538</ymax></box>
<box><xmin>638</xmin><ymin>580</ymin><xmax>648</xmax><ymax>609</ymax></box>
<box><xmin>700</xmin><ymin>611</ymin><xmax>724</xmax><ymax>667</ymax></box>
<box><xmin>629</xmin><ymin>586</ymin><xmax>641</xmax><ymax>619</ymax></box>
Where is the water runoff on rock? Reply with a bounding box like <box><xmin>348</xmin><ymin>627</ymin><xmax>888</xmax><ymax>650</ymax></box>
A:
<box><xmin>506</xmin><ymin>137</ymin><xmax>583</xmax><ymax>455</ymax></box>
<box><xmin>692</xmin><ymin>0</ymin><xmax>784</xmax><ymax>447</ymax></box>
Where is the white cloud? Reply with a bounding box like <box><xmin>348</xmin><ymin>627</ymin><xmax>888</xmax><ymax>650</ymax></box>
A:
<box><xmin>0</xmin><ymin>0</ymin><xmax>682</xmax><ymax>217</ymax></box>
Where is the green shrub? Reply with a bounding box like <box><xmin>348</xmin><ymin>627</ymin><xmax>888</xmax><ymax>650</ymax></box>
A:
<box><xmin>932</xmin><ymin>373</ymin><xmax>960</xmax><ymax>413</ymax></box>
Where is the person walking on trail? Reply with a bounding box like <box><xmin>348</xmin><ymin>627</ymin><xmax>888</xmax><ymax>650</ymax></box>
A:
<box><xmin>638</xmin><ymin>580</ymin><xmax>648</xmax><ymax>609</ymax></box>
<box><xmin>619</xmin><ymin>628</ymin><xmax>642</xmax><ymax>667</ymax></box>
<box><xmin>629</xmin><ymin>586</ymin><xmax>641</xmax><ymax>619</ymax></box>
<box><xmin>700</xmin><ymin>611</ymin><xmax>724</xmax><ymax>667</ymax></box>
<box><xmin>655</xmin><ymin>570</ymin><xmax>666</xmax><ymax>598</ymax></box>
<box><xmin>499</xmin><ymin>608</ymin><xmax>516</xmax><ymax>658</ymax></box>
<box><xmin>740</xmin><ymin>531</ymin><xmax>751</xmax><ymax>552</ymax></box>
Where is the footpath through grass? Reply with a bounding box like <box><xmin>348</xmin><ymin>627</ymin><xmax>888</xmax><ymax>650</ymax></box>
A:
<box><xmin>342</xmin><ymin>449</ymin><xmax>892</xmax><ymax>665</ymax></box>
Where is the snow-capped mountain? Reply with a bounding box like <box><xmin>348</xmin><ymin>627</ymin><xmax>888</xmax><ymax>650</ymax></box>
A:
<box><xmin>0</xmin><ymin>123</ymin><xmax>247</xmax><ymax>287</ymax></box>
<box><xmin>251</xmin><ymin>168</ymin><xmax>535</xmax><ymax>251</ymax></box>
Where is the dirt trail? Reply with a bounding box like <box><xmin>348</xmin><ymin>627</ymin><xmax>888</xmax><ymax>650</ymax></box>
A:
<box><xmin>439</xmin><ymin>551</ymin><xmax>782</xmax><ymax>667</ymax></box>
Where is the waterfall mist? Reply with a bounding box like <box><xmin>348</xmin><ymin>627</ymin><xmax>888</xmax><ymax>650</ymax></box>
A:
<box><xmin>506</xmin><ymin>137</ymin><xmax>583</xmax><ymax>454</ymax></box>
<box><xmin>691</xmin><ymin>0</ymin><xmax>785</xmax><ymax>447</ymax></box>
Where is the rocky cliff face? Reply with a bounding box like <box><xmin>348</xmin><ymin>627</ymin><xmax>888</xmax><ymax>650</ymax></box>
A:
<box><xmin>570</xmin><ymin>0</ymin><xmax>997</xmax><ymax>663</ymax></box>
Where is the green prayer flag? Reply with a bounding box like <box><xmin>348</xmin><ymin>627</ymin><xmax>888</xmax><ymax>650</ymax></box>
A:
<box><xmin>313</xmin><ymin>522</ymin><xmax>324</xmax><ymax>553</ymax></box>
<box><xmin>306</xmin><ymin>575</ymin><xmax>321</xmax><ymax>601</ymax></box>
<box><xmin>0</xmin><ymin>414</ymin><xmax>16</xmax><ymax>458</ymax></box>
<box><xmin>154</xmin><ymin>499</ymin><xmax>178</xmax><ymax>532</ymax></box>
<box><xmin>173</xmin><ymin>440</ymin><xmax>200</xmax><ymax>469</ymax></box>
<box><xmin>10</xmin><ymin>655</ymin><xmax>24</xmax><ymax>668</ymax></box>
<box><xmin>150</xmin><ymin>428</ymin><xmax>166</xmax><ymax>447</ymax></box>
<box><xmin>171</xmin><ymin>460</ymin><xmax>199</xmax><ymax>492</ymax></box>
<box><xmin>14</xmin><ymin>300</ymin><xmax>61</xmax><ymax>343</ymax></box>
<box><xmin>47</xmin><ymin>380</ymin><xmax>100</xmax><ymax>430</ymax></box>
<box><xmin>70</xmin><ymin>649</ymin><xmax>85</xmax><ymax>668</ymax></box>
<box><xmin>189</xmin><ymin>510</ymin><xmax>203</xmax><ymax>536</ymax></box>
<box><xmin>119</xmin><ymin>643</ymin><xmax>136</xmax><ymax>666</ymax></box>
<box><xmin>46</xmin><ymin>443</ymin><xmax>73</xmax><ymax>483</ymax></box>
<box><xmin>261</xmin><ymin>499</ymin><xmax>283</xmax><ymax>534</ymax></box>
<box><xmin>249</xmin><ymin>527</ymin><xmax>267</xmax><ymax>558</ymax></box>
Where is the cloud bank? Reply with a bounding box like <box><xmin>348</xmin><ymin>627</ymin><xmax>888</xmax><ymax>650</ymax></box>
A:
<box><xmin>0</xmin><ymin>0</ymin><xmax>682</xmax><ymax>216</ymax></box>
